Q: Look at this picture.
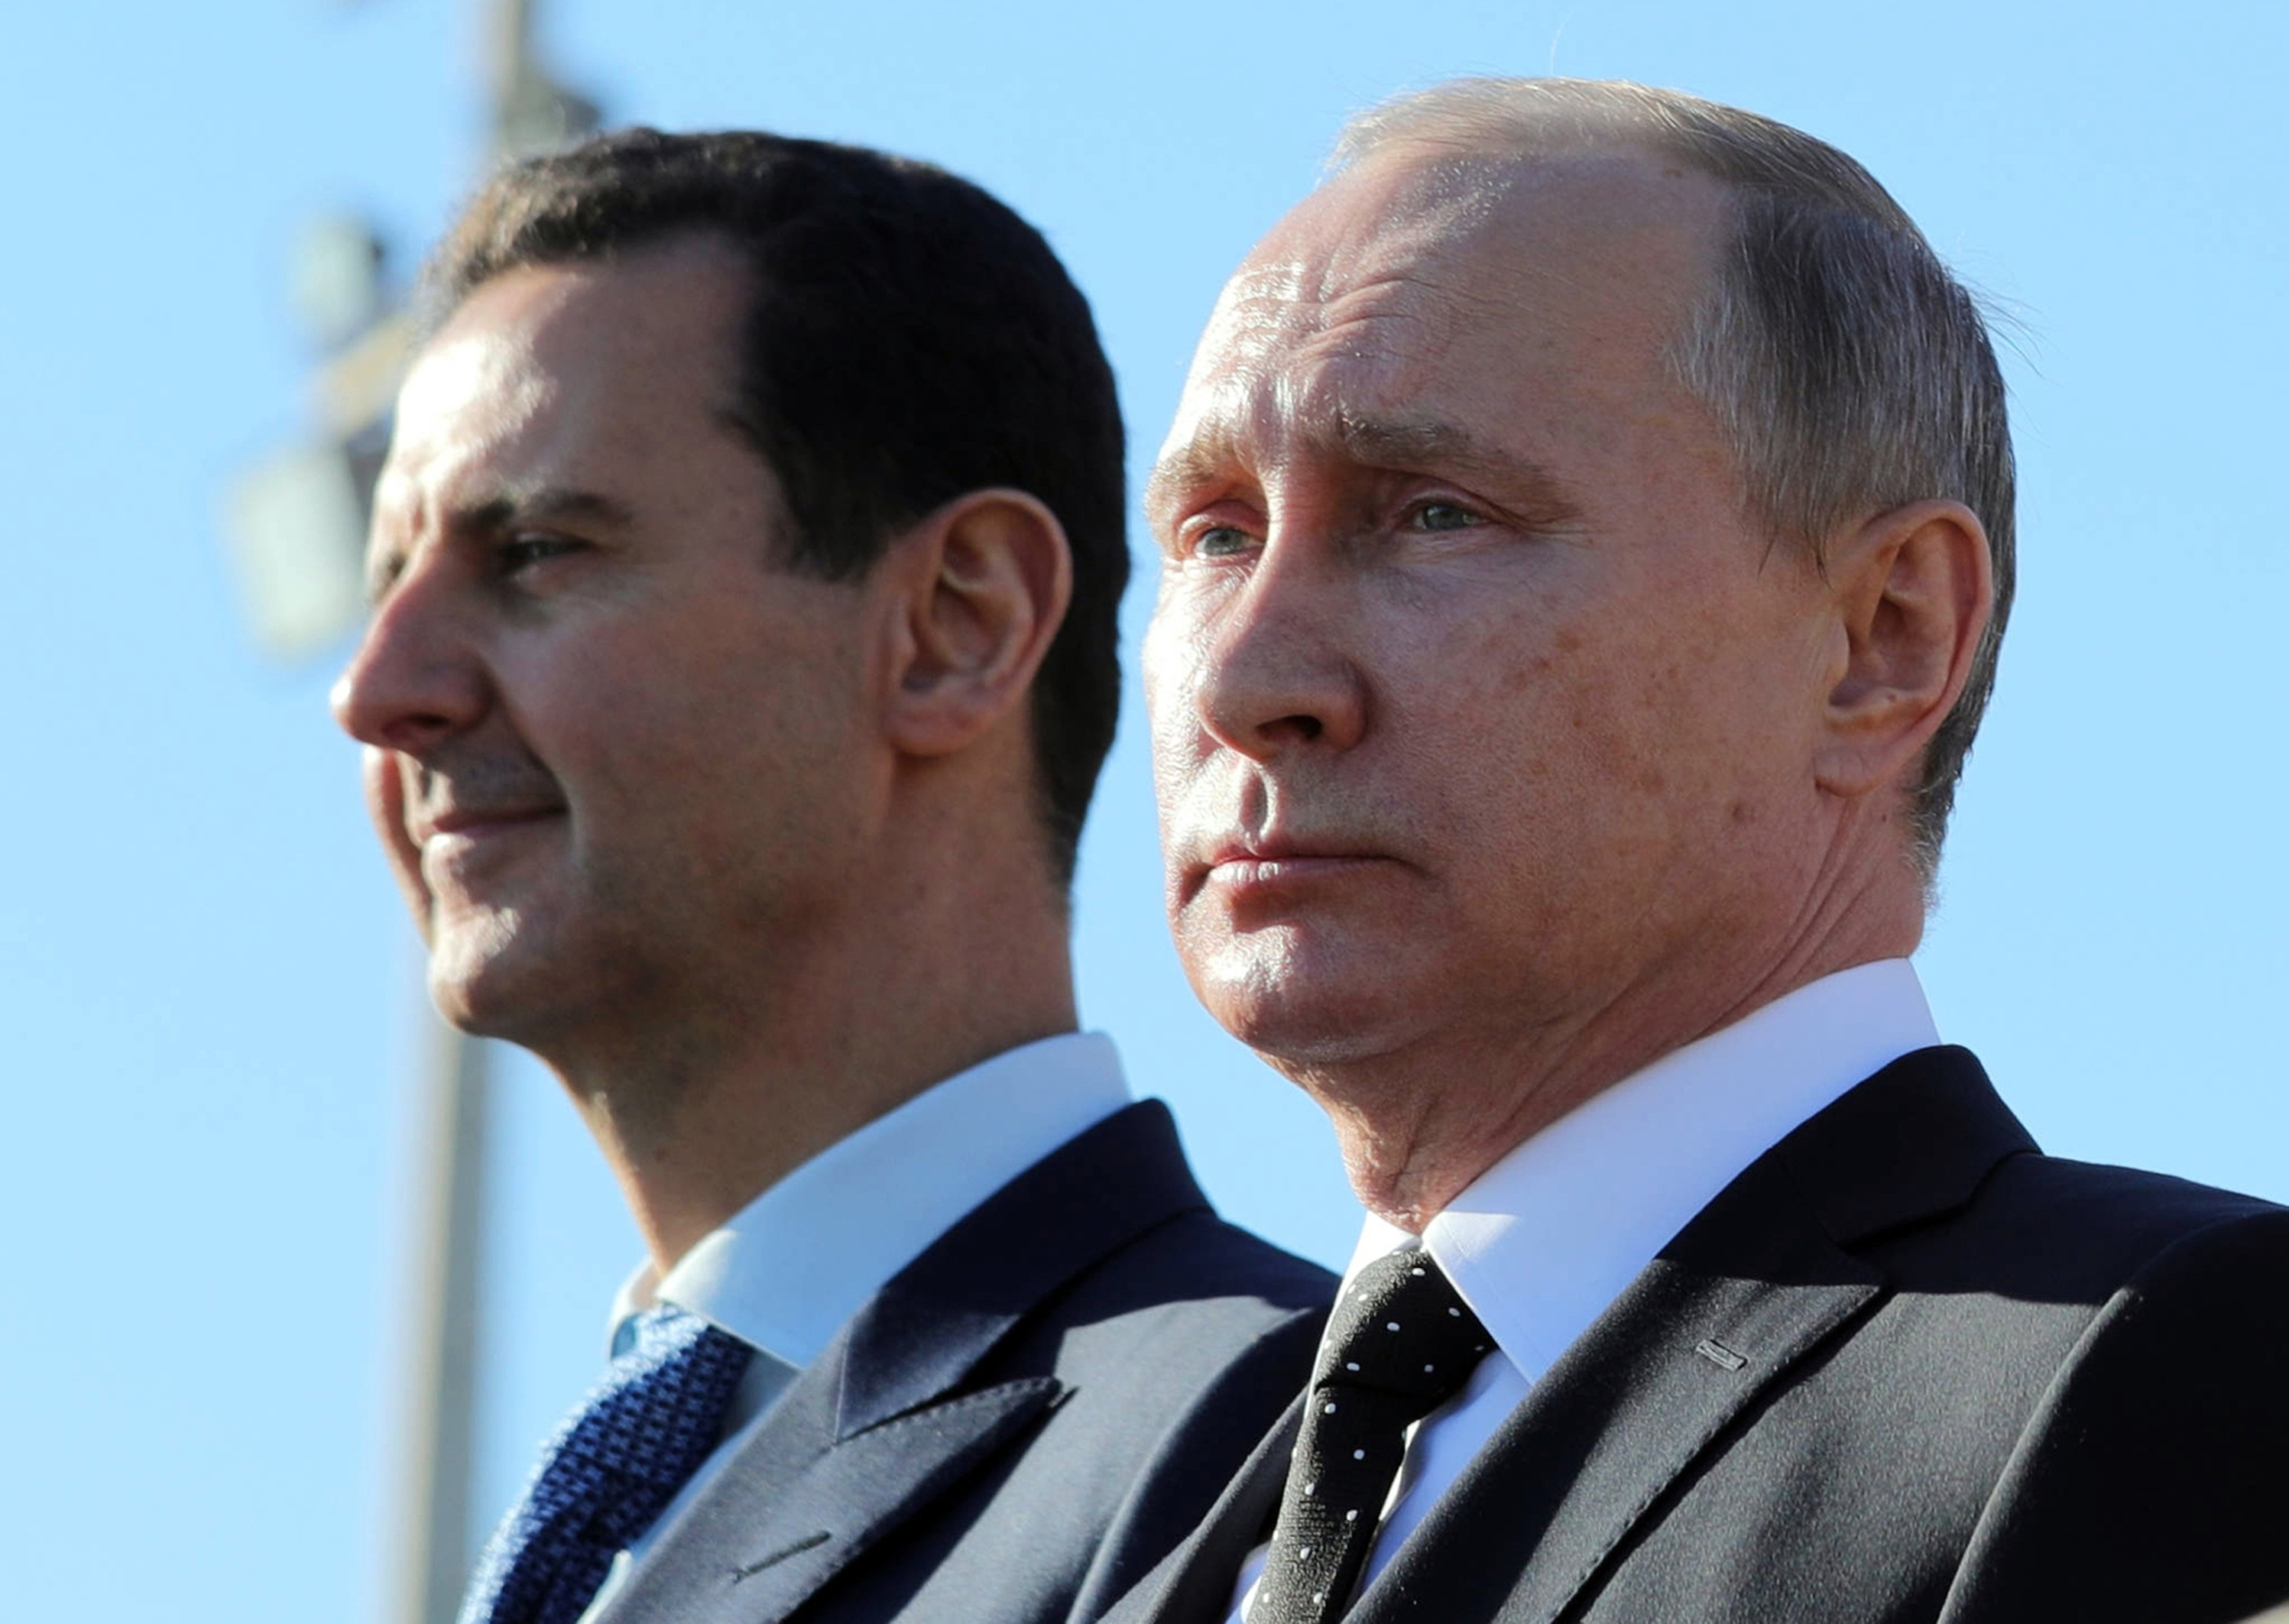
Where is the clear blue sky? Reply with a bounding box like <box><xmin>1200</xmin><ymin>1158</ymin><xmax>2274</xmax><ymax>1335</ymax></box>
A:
<box><xmin>2</xmin><ymin>2</ymin><xmax>2281</xmax><ymax>1618</ymax></box>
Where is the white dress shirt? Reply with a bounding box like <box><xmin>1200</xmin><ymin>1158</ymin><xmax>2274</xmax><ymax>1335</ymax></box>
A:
<box><xmin>572</xmin><ymin>1031</ymin><xmax>1132</xmax><ymax>1621</ymax></box>
<box><xmin>1227</xmin><ymin>959</ymin><xmax>1940</xmax><ymax>1620</ymax></box>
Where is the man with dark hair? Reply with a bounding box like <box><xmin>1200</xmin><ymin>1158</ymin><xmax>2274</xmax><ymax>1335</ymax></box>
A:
<box><xmin>334</xmin><ymin>128</ymin><xmax>1330</xmax><ymax>1624</ymax></box>
<box><xmin>1106</xmin><ymin>78</ymin><xmax>2289</xmax><ymax>1624</ymax></box>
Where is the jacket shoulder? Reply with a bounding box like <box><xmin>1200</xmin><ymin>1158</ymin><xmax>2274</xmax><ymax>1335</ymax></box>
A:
<box><xmin>1103</xmin><ymin>1205</ymin><xmax>1341</xmax><ymax>1309</ymax></box>
<box><xmin>1796</xmin><ymin>1046</ymin><xmax>2284</xmax><ymax>1302</ymax></box>
<box><xmin>1897</xmin><ymin>1143</ymin><xmax>2286</xmax><ymax>1303</ymax></box>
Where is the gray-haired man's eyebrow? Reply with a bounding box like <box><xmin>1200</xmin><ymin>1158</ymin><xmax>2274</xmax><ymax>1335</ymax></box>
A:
<box><xmin>1146</xmin><ymin>413</ymin><xmax>1587</xmax><ymax>531</ymax></box>
<box><xmin>1143</xmin><ymin>439</ymin><xmax>1231</xmax><ymax>522</ymax></box>
<box><xmin>1330</xmin><ymin>414</ymin><xmax>1586</xmax><ymax>525</ymax></box>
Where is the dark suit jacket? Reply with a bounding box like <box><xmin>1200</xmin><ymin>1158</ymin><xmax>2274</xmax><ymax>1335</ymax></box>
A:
<box><xmin>588</xmin><ymin>1098</ymin><xmax>1334</xmax><ymax>1624</ymax></box>
<box><xmin>1105</xmin><ymin>1047</ymin><xmax>2289</xmax><ymax>1624</ymax></box>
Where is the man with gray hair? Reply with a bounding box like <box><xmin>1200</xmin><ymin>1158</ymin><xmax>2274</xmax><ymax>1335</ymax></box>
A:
<box><xmin>1108</xmin><ymin>78</ymin><xmax>2289</xmax><ymax>1624</ymax></box>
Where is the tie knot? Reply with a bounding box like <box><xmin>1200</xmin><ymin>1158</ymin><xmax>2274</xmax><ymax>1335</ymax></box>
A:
<box><xmin>620</xmin><ymin>1301</ymin><xmax>721</xmax><ymax>1364</ymax></box>
<box><xmin>457</xmin><ymin>1304</ymin><xmax>755</xmax><ymax>1624</ymax></box>
<box><xmin>566</xmin><ymin>1305</ymin><xmax>754</xmax><ymax>1487</ymax></box>
<box><xmin>1315</xmin><ymin>1249</ymin><xmax>1490</xmax><ymax>1403</ymax></box>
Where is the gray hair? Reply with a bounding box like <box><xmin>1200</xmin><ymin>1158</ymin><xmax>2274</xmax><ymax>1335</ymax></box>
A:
<box><xmin>1337</xmin><ymin>79</ymin><xmax>2015</xmax><ymax>876</ymax></box>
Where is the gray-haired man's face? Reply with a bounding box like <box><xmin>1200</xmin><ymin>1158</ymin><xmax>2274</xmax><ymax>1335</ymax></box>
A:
<box><xmin>1143</xmin><ymin>150</ymin><xmax>1843</xmax><ymax>1092</ymax></box>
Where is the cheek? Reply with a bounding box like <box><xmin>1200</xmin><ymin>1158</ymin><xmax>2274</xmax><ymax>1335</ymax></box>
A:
<box><xmin>362</xmin><ymin>747</ymin><xmax>433</xmax><ymax>924</ymax></box>
<box><xmin>1537</xmin><ymin>609</ymin><xmax>1808</xmax><ymax>873</ymax></box>
<box><xmin>360</xmin><ymin>744</ymin><xmax>402</xmax><ymax>833</ymax></box>
<box><xmin>538</xmin><ymin>621</ymin><xmax>781</xmax><ymax>799</ymax></box>
<box><xmin>1141</xmin><ymin>599</ymin><xmax>1209</xmax><ymax>767</ymax></box>
<box><xmin>1140</xmin><ymin>575</ymin><xmax>1188</xmax><ymax>700</ymax></box>
<box><xmin>1401</xmin><ymin>608</ymin><xmax>1686</xmax><ymax>857</ymax></box>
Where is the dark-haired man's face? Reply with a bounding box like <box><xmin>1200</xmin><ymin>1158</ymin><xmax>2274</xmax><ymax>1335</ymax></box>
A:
<box><xmin>334</xmin><ymin>237</ymin><xmax>883</xmax><ymax>1061</ymax></box>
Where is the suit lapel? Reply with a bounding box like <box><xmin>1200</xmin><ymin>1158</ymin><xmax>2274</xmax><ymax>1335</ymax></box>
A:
<box><xmin>603</xmin><ymin>1361</ymin><xmax>1067</xmax><ymax>1624</ymax></box>
<box><xmin>1350</xmin><ymin>1047</ymin><xmax>2037</xmax><ymax>1624</ymax></box>
<box><xmin>592</xmin><ymin>1101</ymin><xmax>1213</xmax><ymax>1624</ymax></box>
<box><xmin>1355</xmin><ymin>1157</ymin><xmax>1882</xmax><ymax>1623</ymax></box>
<box><xmin>1096</xmin><ymin>1247</ymin><xmax>1873</xmax><ymax>1624</ymax></box>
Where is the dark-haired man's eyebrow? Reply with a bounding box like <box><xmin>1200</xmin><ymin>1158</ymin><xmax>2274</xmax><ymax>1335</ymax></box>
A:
<box><xmin>362</xmin><ymin>486</ymin><xmax>641</xmax><ymax>608</ymax></box>
<box><xmin>464</xmin><ymin>486</ymin><xmax>640</xmax><ymax>536</ymax></box>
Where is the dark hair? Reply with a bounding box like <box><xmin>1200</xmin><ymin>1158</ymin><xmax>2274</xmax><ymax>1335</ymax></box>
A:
<box><xmin>426</xmin><ymin>128</ymin><xmax>1128</xmax><ymax>888</ymax></box>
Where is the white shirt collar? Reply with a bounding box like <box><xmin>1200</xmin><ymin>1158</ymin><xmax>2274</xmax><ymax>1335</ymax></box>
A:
<box><xmin>608</xmin><ymin>1031</ymin><xmax>1132</xmax><ymax>1366</ymax></box>
<box><xmin>1341</xmin><ymin>959</ymin><xmax>1939</xmax><ymax>1386</ymax></box>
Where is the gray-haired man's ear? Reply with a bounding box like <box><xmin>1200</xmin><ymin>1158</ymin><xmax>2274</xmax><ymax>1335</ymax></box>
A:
<box><xmin>1813</xmin><ymin>498</ymin><xmax>1994</xmax><ymax>803</ymax></box>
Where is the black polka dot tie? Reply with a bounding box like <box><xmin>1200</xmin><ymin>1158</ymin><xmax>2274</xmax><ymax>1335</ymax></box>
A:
<box><xmin>1249</xmin><ymin>1249</ymin><xmax>1491</xmax><ymax>1624</ymax></box>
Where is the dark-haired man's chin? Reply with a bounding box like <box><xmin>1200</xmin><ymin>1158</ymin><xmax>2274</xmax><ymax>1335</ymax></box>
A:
<box><xmin>421</xmin><ymin>922</ymin><xmax>548</xmax><ymax>1041</ymax></box>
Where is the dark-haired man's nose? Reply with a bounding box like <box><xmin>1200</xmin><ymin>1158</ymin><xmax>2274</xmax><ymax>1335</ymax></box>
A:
<box><xmin>329</xmin><ymin>561</ymin><xmax>491</xmax><ymax>757</ymax></box>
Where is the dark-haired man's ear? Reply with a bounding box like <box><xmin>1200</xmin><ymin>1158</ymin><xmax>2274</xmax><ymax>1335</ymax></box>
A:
<box><xmin>880</xmin><ymin>488</ymin><xmax>1073</xmax><ymax>760</ymax></box>
<box><xmin>1813</xmin><ymin>498</ymin><xmax>1993</xmax><ymax>802</ymax></box>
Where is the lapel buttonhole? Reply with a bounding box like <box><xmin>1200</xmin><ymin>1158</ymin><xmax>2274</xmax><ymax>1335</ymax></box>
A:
<box><xmin>1694</xmin><ymin>1338</ymin><xmax>1749</xmax><ymax>1372</ymax></box>
<box><xmin>730</xmin><ymin>1529</ymin><xmax>832</xmax><ymax>1584</ymax></box>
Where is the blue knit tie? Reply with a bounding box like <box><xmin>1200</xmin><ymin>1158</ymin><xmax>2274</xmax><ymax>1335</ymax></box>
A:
<box><xmin>459</xmin><ymin>1304</ymin><xmax>755</xmax><ymax>1624</ymax></box>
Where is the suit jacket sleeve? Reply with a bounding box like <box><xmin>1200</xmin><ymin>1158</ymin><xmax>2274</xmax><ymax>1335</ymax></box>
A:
<box><xmin>1943</xmin><ymin>1207</ymin><xmax>2289</xmax><ymax>1624</ymax></box>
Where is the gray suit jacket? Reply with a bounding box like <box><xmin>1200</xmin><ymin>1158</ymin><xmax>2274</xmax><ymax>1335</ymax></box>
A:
<box><xmin>590</xmin><ymin>1099</ymin><xmax>1334</xmax><ymax>1624</ymax></box>
<box><xmin>1104</xmin><ymin>1048</ymin><xmax>2289</xmax><ymax>1624</ymax></box>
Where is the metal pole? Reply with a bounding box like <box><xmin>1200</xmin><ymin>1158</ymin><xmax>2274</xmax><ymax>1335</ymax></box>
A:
<box><xmin>488</xmin><ymin>0</ymin><xmax>533</xmax><ymax>139</ymax></box>
<box><xmin>493</xmin><ymin>0</ymin><xmax>531</xmax><ymax>63</ymax></box>
<box><xmin>385</xmin><ymin>1018</ymin><xmax>491</xmax><ymax>1624</ymax></box>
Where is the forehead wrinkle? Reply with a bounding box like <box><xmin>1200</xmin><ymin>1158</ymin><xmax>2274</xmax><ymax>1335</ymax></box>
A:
<box><xmin>1159</xmin><ymin>154</ymin><xmax>1659</xmax><ymax>514</ymax></box>
<box><xmin>1198</xmin><ymin>186</ymin><xmax>1479</xmax><ymax>371</ymax></box>
<box><xmin>1154</xmin><ymin>312</ymin><xmax>1457</xmax><ymax>512</ymax></box>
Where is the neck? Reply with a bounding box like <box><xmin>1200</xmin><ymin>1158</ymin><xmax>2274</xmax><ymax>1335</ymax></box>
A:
<box><xmin>1304</xmin><ymin>836</ymin><xmax>1925</xmax><ymax>1232</ymax></box>
<box><xmin>544</xmin><ymin>824</ymin><xmax>1077</xmax><ymax>1269</ymax></box>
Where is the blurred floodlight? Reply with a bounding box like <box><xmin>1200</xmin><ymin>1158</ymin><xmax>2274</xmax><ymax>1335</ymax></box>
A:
<box><xmin>316</xmin><ymin>310</ymin><xmax>419</xmax><ymax>439</ymax></box>
<box><xmin>494</xmin><ymin>40</ymin><xmax>601</xmax><ymax>161</ymax></box>
<box><xmin>497</xmin><ymin>73</ymin><xmax>601</xmax><ymax>158</ymax></box>
<box><xmin>225</xmin><ymin>442</ymin><xmax>370</xmax><ymax>660</ymax></box>
<box><xmin>291</xmin><ymin>216</ymin><xmax>389</xmax><ymax>352</ymax></box>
